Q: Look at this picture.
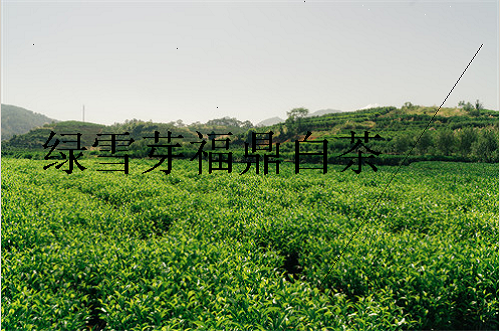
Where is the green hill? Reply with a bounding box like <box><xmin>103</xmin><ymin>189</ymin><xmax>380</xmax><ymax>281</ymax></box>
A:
<box><xmin>267</xmin><ymin>105</ymin><xmax>498</xmax><ymax>163</ymax></box>
<box><xmin>2</xmin><ymin>120</ymin><xmax>106</xmax><ymax>150</ymax></box>
<box><xmin>1</xmin><ymin>116</ymin><xmax>255</xmax><ymax>158</ymax></box>
<box><xmin>1</xmin><ymin>104</ymin><xmax>57</xmax><ymax>141</ymax></box>
<box><xmin>2</xmin><ymin>104</ymin><xmax>498</xmax><ymax>163</ymax></box>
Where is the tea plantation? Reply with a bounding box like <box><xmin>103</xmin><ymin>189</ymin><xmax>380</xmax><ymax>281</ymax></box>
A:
<box><xmin>1</xmin><ymin>158</ymin><xmax>498</xmax><ymax>330</ymax></box>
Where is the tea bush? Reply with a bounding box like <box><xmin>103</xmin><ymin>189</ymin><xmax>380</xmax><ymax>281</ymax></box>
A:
<box><xmin>2</xmin><ymin>159</ymin><xmax>498</xmax><ymax>330</ymax></box>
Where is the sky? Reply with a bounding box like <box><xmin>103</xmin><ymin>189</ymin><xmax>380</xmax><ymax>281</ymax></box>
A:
<box><xmin>1</xmin><ymin>0</ymin><xmax>498</xmax><ymax>126</ymax></box>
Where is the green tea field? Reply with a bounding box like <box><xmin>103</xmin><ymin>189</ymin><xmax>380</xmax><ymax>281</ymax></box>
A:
<box><xmin>1</xmin><ymin>159</ymin><xmax>498</xmax><ymax>330</ymax></box>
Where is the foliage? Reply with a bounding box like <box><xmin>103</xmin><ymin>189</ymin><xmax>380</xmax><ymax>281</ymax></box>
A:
<box><xmin>415</xmin><ymin>132</ymin><xmax>433</xmax><ymax>155</ymax></box>
<box><xmin>436</xmin><ymin>130</ymin><xmax>455</xmax><ymax>156</ymax></box>
<box><xmin>206</xmin><ymin>117</ymin><xmax>253</xmax><ymax>129</ymax></box>
<box><xmin>472</xmin><ymin>128</ymin><xmax>499</xmax><ymax>162</ymax></box>
<box><xmin>401</xmin><ymin>102</ymin><xmax>418</xmax><ymax>110</ymax></box>
<box><xmin>2</xmin><ymin>159</ymin><xmax>498</xmax><ymax>330</ymax></box>
<box><xmin>459</xmin><ymin>100</ymin><xmax>484</xmax><ymax>117</ymax></box>
<box><xmin>474</xmin><ymin>99</ymin><xmax>484</xmax><ymax>111</ymax></box>
<box><xmin>286</xmin><ymin>108</ymin><xmax>309</xmax><ymax>121</ymax></box>
<box><xmin>285</xmin><ymin>108</ymin><xmax>310</xmax><ymax>137</ymax></box>
<box><xmin>457</xmin><ymin>126</ymin><xmax>477</xmax><ymax>157</ymax></box>
<box><xmin>392</xmin><ymin>134</ymin><xmax>411</xmax><ymax>154</ymax></box>
<box><xmin>2</xmin><ymin>104</ymin><xmax>498</xmax><ymax>164</ymax></box>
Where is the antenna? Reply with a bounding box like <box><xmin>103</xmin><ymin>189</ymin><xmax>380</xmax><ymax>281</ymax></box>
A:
<box><xmin>83</xmin><ymin>105</ymin><xmax>85</xmax><ymax>122</ymax></box>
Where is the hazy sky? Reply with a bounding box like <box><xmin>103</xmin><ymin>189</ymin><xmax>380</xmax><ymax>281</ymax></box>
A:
<box><xmin>1</xmin><ymin>0</ymin><xmax>498</xmax><ymax>125</ymax></box>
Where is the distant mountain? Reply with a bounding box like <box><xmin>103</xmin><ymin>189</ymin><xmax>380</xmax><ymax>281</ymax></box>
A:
<box><xmin>256</xmin><ymin>109</ymin><xmax>341</xmax><ymax>126</ymax></box>
<box><xmin>256</xmin><ymin>116</ymin><xmax>284</xmax><ymax>127</ymax></box>
<box><xmin>307</xmin><ymin>108</ymin><xmax>342</xmax><ymax>117</ymax></box>
<box><xmin>358</xmin><ymin>103</ymin><xmax>380</xmax><ymax>110</ymax></box>
<box><xmin>1</xmin><ymin>104</ymin><xmax>57</xmax><ymax>140</ymax></box>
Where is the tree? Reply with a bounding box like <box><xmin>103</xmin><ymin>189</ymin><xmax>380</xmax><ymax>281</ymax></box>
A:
<box><xmin>436</xmin><ymin>130</ymin><xmax>455</xmax><ymax>156</ymax></box>
<box><xmin>474</xmin><ymin>99</ymin><xmax>484</xmax><ymax>111</ymax></box>
<box><xmin>209</xmin><ymin>130</ymin><xmax>216</xmax><ymax>140</ymax></box>
<box><xmin>207</xmin><ymin>117</ymin><xmax>239</xmax><ymax>127</ymax></box>
<box><xmin>285</xmin><ymin>107</ymin><xmax>309</xmax><ymax>135</ymax></box>
<box><xmin>457</xmin><ymin>126</ymin><xmax>477</xmax><ymax>157</ymax></box>
<box><xmin>402</xmin><ymin>102</ymin><xmax>413</xmax><ymax>110</ymax></box>
<box><xmin>461</xmin><ymin>102</ymin><xmax>474</xmax><ymax>112</ymax></box>
<box><xmin>393</xmin><ymin>134</ymin><xmax>410</xmax><ymax>154</ymax></box>
<box><xmin>244</xmin><ymin>128</ymin><xmax>256</xmax><ymax>146</ymax></box>
<box><xmin>286</xmin><ymin>107</ymin><xmax>309</xmax><ymax>121</ymax></box>
<box><xmin>416</xmin><ymin>132</ymin><xmax>433</xmax><ymax>155</ymax></box>
<box><xmin>402</xmin><ymin>102</ymin><xmax>418</xmax><ymax>110</ymax></box>
<box><xmin>472</xmin><ymin>128</ymin><xmax>499</xmax><ymax>162</ymax></box>
<box><xmin>241</xmin><ymin>120</ymin><xmax>253</xmax><ymax>129</ymax></box>
<box><xmin>459</xmin><ymin>99</ymin><xmax>482</xmax><ymax>116</ymax></box>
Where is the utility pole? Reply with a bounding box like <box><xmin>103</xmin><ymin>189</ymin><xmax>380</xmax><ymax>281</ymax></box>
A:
<box><xmin>83</xmin><ymin>105</ymin><xmax>85</xmax><ymax>122</ymax></box>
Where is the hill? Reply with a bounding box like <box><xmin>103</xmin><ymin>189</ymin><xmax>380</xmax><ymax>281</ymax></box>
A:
<box><xmin>1</xmin><ymin>104</ymin><xmax>57</xmax><ymax>141</ymax></box>
<box><xmin>307</xmin><ymin>108</ymin><xmax>342</xmax><ymax>117</ymax></box>
<box><xmin>256</xmin><ymin>109</ymin><xmax>343</xmax><ymax>127</ymax></box>
<box><xmin>2</xmin><ymin>104</ymin><xmax>498</xmax><ymax>163</ymax></box>
<box><xmin>256</xmin><ymin>116</ymin><xmax>284</xmax><ymax>127</ymax></box>
<box><xmin>262</xmin><ymin>104</ymin><xmax>499</xmax><ymax>163</ymax></box>
<box><xmin>1</xmin><ymin>116</ymin><xmax>255</xmax><ymax>158</ymax></box>
<box><xmin>3</xmin><ymin>121</ymin><xmax>106</xmax><ymax>150</ymax></box>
